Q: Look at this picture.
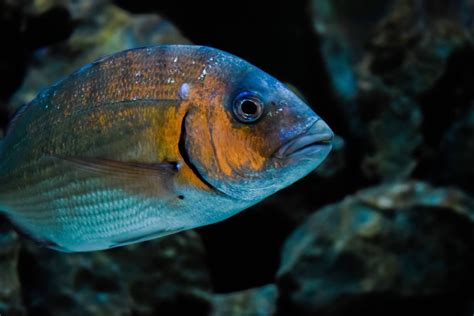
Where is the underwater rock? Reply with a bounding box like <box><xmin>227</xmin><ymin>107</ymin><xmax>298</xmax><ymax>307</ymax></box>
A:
<box><xmin>277</xmin><ymin>181</ymin><xmax>474</xmax><ymax>315</ymax></box>
<box><xmin>357</xmin><ymin>79</ymin><xmax>423</xmax><ymax>181</ymax></box>
<box><xmin>365</xmin><ymin>0</ymin><xmax>473</xmax><ymax>95</ymax></box>
<box><xmin>311</xmin><ymin>0</ymin><xmax>474</xmax><ymax>182</ymax></box>
<box><xmin>19</xmin><ymin>231</ymin><xmax>212</xmax><ymax>316</ymax></box>
<box><xmin>312</xmin><ymin>0</ymin><xmax>473</xmax><ymax>99</ymax></box>
<box><xmin>0</xmin><ymin>228</ymin><xmax>24</xmax><ymax>316</ymax></box>
<box><xmin>22</xmin><ymin>0</ymin><xmax>109</xmax><ymax>18</ymax></box>
<box><xmin>414</xmin><ymin>46</ymin><xmax>474</xmax><ymax>194</ymax></box>
<box><xmin>310</xmin><ymin>0</ymin><xmax>392</xmax><ymax>101</ymax></box>
<box><xmin>211</xmin><ymin>284</ymin><xmax>277</xmax><ymax>316</ymax></box>
<box><xmin>9</xmin><ymin>1</ymin><xmax>189</xmax><ymax>111</ymax></box>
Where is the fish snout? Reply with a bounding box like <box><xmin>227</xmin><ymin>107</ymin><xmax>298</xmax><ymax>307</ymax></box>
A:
<box><xmin>275</xmin><ymin>119</ymin><xmax>334</xmax><ymax>159</ymax></box>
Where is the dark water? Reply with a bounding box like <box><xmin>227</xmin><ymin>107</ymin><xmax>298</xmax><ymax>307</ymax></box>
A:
<box><xmin>0</xmin><ymin>0</ymin><xmax>473</xmax><ymax>315</ymax></box>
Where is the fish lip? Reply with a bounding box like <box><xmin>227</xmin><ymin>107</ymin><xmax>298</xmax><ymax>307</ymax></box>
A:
<box><xmin>274</xmin><ymin>119</ymin><xmax>334</xmax><ymax>159</ymax></box>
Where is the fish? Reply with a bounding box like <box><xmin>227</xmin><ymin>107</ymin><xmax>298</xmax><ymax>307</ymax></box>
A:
<box><xmin>0</xmin><ymin>45</ymin><xmax>333</xmax><ymax>252</ymax></box>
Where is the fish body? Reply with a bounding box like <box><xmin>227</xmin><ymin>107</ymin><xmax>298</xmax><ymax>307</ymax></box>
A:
<box><xmin>0</xmin><ymin>45</ymin><xmax>333</xmax><ymax>252</ymax></box>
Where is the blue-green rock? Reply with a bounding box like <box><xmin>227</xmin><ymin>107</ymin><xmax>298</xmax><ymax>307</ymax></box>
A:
<box><xmin>277</xmin><ymin>181</ymin><xmax>474</xmax><ymax>315</ymax></box>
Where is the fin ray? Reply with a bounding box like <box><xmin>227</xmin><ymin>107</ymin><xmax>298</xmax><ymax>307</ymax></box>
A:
<box><xmin>55</xmin><ymin>156</ymin><xmax>178</xmax><ymax>177</ymax></box>
<box><xmin>51</xmin><ymin>156</ymin><xmax>180</xmax><ymax>198</ymax></box>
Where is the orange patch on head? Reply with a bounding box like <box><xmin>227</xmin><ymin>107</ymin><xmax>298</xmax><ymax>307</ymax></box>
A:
<box><xmin>209</xmin><ymin>105</ymin><xmax>268</xmax><ymax>177</ymax></box>
<box><xmin>182</xmin><ymin>71</ymin><xmax>282</xmax><ymax>187</ymax></box>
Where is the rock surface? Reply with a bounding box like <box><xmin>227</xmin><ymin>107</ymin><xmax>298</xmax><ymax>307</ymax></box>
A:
<box><xmin>277</xmin><ymin>181</ymin><xmax>474</xmax><ymax>315</ymax></box>
<box><xmin>19</xmin><ymin>231</ymin><xmax>212</xmax><ymax>316</ymax></box>
<box><xmin>311</xmin><ymin>0</ymin><xmax>474</xmax><ymax>184</ymax></box>
<box><xmin>0</xmin><ymin>226</ymin><xmax>24</xmax><ymax>316</ymax></box>
<box><xmin>211</xmin><ymin>284</ymin><xmax>277</xmax><ymax>316</ymax></box>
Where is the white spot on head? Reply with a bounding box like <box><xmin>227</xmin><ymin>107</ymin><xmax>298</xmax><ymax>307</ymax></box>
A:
<box><xmin>179</xmin><ymin>83</ymin><xmax>190</xmax><ymax>99</ymax></box>
<box><xmin>173</xmin><ymin>57</ymin><xmax>178</xmax><ymax>63</ymax></box>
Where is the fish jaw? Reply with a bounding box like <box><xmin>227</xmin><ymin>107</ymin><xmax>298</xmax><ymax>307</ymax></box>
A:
<box><xmin>210</xmin><ymin>118</ymin><xmax>334</xmax><ymax>202</ymax></box>
<box><xmin>274</xmin><ymin>119</ymin><xmax>334</xmax><ymax>162</ymax></box>
<box><xmin>251</xmin><ymin>118</ymin><xmax>334</xmax><ymax>196</ymax></box>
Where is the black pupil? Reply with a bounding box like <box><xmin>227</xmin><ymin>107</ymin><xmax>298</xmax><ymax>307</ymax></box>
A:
<box><xmin>241</xmin><ymin>100</ymin><xmax>258</xmax><ymax>116</ymax></box>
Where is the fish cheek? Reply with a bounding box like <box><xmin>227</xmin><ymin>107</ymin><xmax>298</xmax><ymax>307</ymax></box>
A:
<box><xmin>182</xmin><ymin>102</ymin><xmax>263</xmax><ymax>183</ymax></box>
<box><xmin>182</xmin><ymin>84</ymin><xmax>283</xmax><ymax>192</ymax></box>
<box><xmin>208</xmin><ymin>106</ymin><xmax>281</xmax><ymax>177</ymax></box>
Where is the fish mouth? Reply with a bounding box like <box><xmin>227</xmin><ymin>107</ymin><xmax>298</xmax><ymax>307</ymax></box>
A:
<box><xmin>274</xmin><ymin>119</ymin><xmax>334</xmax><ymax>159</ymax></box>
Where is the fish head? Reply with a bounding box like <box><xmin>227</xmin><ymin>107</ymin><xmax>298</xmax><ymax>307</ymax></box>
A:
<box><xmin>182</xmin><ymin>48</ymin><xmax>333</xmax><ymax>201</ymax></box>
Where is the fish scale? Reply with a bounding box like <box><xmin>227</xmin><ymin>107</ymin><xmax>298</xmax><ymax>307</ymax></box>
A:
<box><xmin>15</xmin><ymin>177</ymin><xmax>161</xmax><ymax>230</ymax></box>
<box><xmin>24</xmin><ymin>194</ymin><xmax>156</xmax><ymax>245</ymax></box>
<box><xmin>1</xmin><ymin>106</ymin><xmax>156</xmax><ymax>194</ymax></box>
<box><xmin>3</xmin><ymin>151</ymin><xmax>158</xmax><ymax>205</ymax></box>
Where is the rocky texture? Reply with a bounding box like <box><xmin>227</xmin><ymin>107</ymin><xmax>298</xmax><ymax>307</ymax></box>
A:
<box><xmin>311</xmin><ymin>0</ymin><xmax>474</xmax><ymax>184</ymax></box>
<box><xmin>357</xmin><ymin>84</ymin><xmax>422</xmax><ymax>180</ymax></box>
<box><xmin>8</xmin><ymin>0</ymin><xmax>189</xmax><ymax>111</ymax></box>
<box><xmin>211</xmin><ymin>284</ymin><xmax>277</xmax><ymax>316</ymax></box>
<box><xmin>362</xmin><ymin>0</ymin><xmax>473</xmax><ymax>95</ymax></box>
<box><xmin>19</xmin><ymin>231</ymin><xmax>212</xmax><ymax>316</ymax></box>
<box><xmin>277</xmin><ymin>181</ymin><xmax>474</xmax><ymax>315</ymax></box>
<box><xmin>312</xmin><ymin>0</ymin><xmax>474</xmax><ymax>99</ymax></box>
<box><xmin>0</xmin><ymin>226</ymin><xmax>24</xmax><ymax>316</ymax></box>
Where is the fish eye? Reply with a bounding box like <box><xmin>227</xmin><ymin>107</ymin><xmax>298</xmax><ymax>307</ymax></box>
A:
<box><xmin>233</xmin><ymin>91</ymin><xmax>264</xmax><ymax>123</ymax></box>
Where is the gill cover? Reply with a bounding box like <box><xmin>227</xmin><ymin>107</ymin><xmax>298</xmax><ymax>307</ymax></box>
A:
<box><xmin>181</xmin><ymin>66</ymin><xmax>323</xmax><ymax>201</ymax></box>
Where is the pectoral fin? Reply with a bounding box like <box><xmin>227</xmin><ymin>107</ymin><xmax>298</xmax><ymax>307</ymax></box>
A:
<box><xmin>52</xmin><ymin>156</ymin><xmax>180</xmax><ymax>198</ymax></box>
<box><xmin>57</xmin><ymin>156</ymin><xmax>179</xmax><ymax>176</ymax></box>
